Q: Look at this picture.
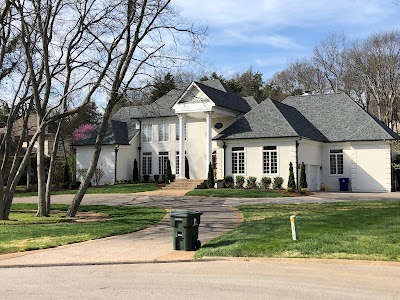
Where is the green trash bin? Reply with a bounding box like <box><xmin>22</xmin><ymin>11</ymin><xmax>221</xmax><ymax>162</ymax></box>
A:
<box><xmin>170</xmin><ymin>210</ymin><xmax>203</xmax><ymax>251</ymax></box>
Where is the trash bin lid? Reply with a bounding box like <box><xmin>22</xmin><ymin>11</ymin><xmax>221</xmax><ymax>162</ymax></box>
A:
<box><xmin>170</xmin><ymin>210</ymin><xmax>203</xmax><ymax>218</ymax></box>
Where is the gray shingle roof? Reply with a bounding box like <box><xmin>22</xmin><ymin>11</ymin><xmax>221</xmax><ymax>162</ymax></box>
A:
<box><xmin>282</xmin><ymin>93</ymin><xmax>399</xmax><ymax>141</ymax></box>
<box><xmin>195</xmin><ymin>81</ymin><xmax>252</xmax><ymax>113</ymax></box>
<box><xmin>72</xmin><ymin>120</ymin><xmax>130</xmax><ymax>146</ymax></box>
<box><xmin>215</xmin><ymin>98</ymin><xmax>320</xmax><ymax>140</ymax></box>
<box><xmin>112</xmin><ymin>88</ymin><xmax>185</xmax><ymax>120</ymax></box>
<box><xmin>242</xmin><ymin>96</ymin><xmax>258</xmax><ymax>110</ymax></box>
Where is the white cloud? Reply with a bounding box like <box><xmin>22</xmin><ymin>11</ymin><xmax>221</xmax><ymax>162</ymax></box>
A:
<box><xmin>173</xmin><ymin>0</ymin><xmax>396</xmax><ymax>28</ymax></box>
<box><xmin>217</xmin><ymin>30</ymin><xmax>301</xmax><ymax>49</ymax></box>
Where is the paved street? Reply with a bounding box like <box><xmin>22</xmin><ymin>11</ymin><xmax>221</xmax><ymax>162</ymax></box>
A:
<box><xmin>1</xmin><ymin>259</ymin><xmax>399</xmax><ymax>299</ymax></box>
<box><xmin>1</xmin><ymin>191</ymin><xmax>400</xmax><ymax>298</ymax></box>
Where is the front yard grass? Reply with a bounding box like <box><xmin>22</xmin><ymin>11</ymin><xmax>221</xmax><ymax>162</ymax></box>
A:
<box><xmin>185</xmin><ymin>189</ymin><xmax>292</xmax><ymax>198</ymax></box>
<box><xmin>0</xmin><ymin>203</ymin><xmax>165</xmax><ymax>254</ymax></box>
<box><xmin>15</xmin><ymin>183</ymin><xmax>159</xmax><ymax>197</ymax></box>
<box><xmin>196</xmin><ymin>200</ymin><xmax>400</xmax><ymax>261</ymax></box>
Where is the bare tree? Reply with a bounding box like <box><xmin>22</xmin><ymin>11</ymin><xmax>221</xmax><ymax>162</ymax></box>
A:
<box><xmin>347</xmin><ymin>31</ymin><xmax>400</xmax><ymax>128</ymax></box>
<box><xmin>313</xmin><ymin>33</ymin><xmax>347</xmax><ymax>92</ymax></box>
<box><xmin>66</xmin><ymin>0</ymin><xmax>204</xmax><ymax>217</ymax></box>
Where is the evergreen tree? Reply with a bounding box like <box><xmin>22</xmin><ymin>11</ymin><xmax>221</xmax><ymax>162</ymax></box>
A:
<box><xmin>166</xmin><ymin>159</ymin><xmax>172</xmax><ymax>183</ymax></box>
<box><xmin>149</xmin><ymin>73</ymin><xmax>176</xmax><ymax>102</ymax></box>
<box><xmin>185</xmin><ymin>156</ymin><xmax>190</xmax><ymax>179</ymax></box>
<box><xmin>133</xmin><ymin>159</ymin><xmax>139</xmax><ymax>183</ymax></box>
<box><xmin>63</xmin><ymin>164</ymin><xmax>70</xmax><ymax>183</ymax></box>
<box><xmin>300</xmin><ymin>162</ymin><xmax>307</xmax><ymax>189</ymax></box>
<box><xmin>288</xmin><ymin>162</ymin><xmax>296</xmax><ymax>191</ymax></box>
<box><xmin>207</xmin><ymin>162</ymin><xmax>215</xmax><ymax>188</ymax></box>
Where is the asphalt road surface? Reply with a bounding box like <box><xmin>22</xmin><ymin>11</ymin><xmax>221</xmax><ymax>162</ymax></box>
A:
<box><xmin>2</xmin><ymin>259</ymin><xmax>399</xmax><ymax>300</ymax></box>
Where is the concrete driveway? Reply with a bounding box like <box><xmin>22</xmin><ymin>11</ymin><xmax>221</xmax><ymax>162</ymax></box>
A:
<box><xmin>2</xmin><ymin>191</ymin><xmax>400</xmax><ymax>267</ymax></box>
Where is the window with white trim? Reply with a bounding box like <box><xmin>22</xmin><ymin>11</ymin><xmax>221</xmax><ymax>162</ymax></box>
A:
<box><xmin>176</xmin><ymin>122</ymin><xmax>187</xmax><ymax>141</ymax></box>
<box><xmin>263</xmin><ymin>146</ymin><xmax>278</xmax><ymax>174</ymax></box>
<box><xmin>159</xmin><ymin>151</ymin><xmax>169</xmax><ymax>175</ymax></box>
<box><xmin>142</xmin><ymin>152</ymin><xmax>152</xmax><ymax>175</ymax></box>
<box><xmin>158</xmin><ymin>123</ymin><xmax>169</xmax><ymax>142</ymax></box>
<box><xmin>330</xmin><ymin>149</ymin><xmax>343</xmax><ymax>175</ymax></box>
<box><xmin>232</xmin><ymin>147</ymin><xmax>245</xmax><ymax>174</ymax></box>
<box><xmin>142</xmin><ymin>124</ymin><xmax>152</xmax><ymax>143</ymax></box>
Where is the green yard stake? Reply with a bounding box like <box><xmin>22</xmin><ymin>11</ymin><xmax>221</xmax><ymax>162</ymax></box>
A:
<box><xmin>290</xmin><ymin>215</ymin><xmax>298</xmax><ymax>241</ymax></box>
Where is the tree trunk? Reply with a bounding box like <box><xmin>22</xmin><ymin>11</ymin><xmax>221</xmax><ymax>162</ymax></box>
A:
<box><xmin>0</xmin><ymin>171</ymin><xmax>5</xmax><ymax>220</ymax></box>
<box><xmin>45</xmin><ymin>121</ymin><xmax>63</xmax><ymax>215</ymax></box>
<box><xmin>66</xmin><ymin>104</ymin><xmax>115</xmax><ymax>217</ymax></box>
<box><xmin>36</xmin><ymin>130</ymin><xmax>47</xmax><ymax>217</ymax></box>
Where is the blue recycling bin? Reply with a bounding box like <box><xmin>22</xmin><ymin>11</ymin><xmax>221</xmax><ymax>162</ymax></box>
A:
<box><xmin>338</xmin><ymin>178</ymin><xmax>350</xmax><ymax>191</ymax></box>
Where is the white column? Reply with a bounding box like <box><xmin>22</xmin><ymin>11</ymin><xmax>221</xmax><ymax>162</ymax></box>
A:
<box><xmin>205</xmin><ymin>111</ymin><xmax>212</xmax><ymax>178</ymax></box>
<box><xmin>178</xmin><ymin>113</ymin><xmax>186</xmax><ymax>179</ymax></box>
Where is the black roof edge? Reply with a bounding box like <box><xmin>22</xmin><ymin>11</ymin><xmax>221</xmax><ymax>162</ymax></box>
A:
<box><xmin>214</xmin><ymin>135</ymin><xmax>300</xmax><ymax>141</ymax></box>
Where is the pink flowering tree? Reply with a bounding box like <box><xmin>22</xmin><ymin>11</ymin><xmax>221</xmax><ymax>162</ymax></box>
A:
<box><xmin>72</xmin><ymin>124</ymin><xmax>96</xmax><ymax>143</ymax></box>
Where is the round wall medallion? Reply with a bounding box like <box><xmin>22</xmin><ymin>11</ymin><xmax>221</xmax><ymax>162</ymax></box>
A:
<box><xmin>214</xmin><ymin>122</ymin><xmax>223</xmax><ymax>129</ymax></box>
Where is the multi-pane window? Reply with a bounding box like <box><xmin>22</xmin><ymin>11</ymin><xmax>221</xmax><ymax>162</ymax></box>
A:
<box><xmin>263</xmin><ymin>146</ymin><xmax>278</xmax><ymax>174</ymax></box>
<box><xmin>175</xmin><ymin>151</ymin><xmax>186</xmax><ymax>175</ymax></box>
<box><xmin>159</xmin><ymin>151</ymin><xmax>169</xmax><ymax>175</ymax></box>
<box><xmin>158</xmin><ymin>123</ymin><xmax>169</xmax><ymax>142</ymax></box>
<box><xmin>142</xmin><ymin>124</ymin><xmax>152</xmax><ymax>142</ymax></box>
<box><xmin>142</xmin><ymin>152</ymin><xmax>152</xmax><ymax>175</ymax></box>
<box><xmin>176</xmin><ymin>152</ymin><xmax>180</xmax><ymax>175</ymax></box>
<box><xmin>330</xmin><ymin>149</ymin><xmax>343</xmax><ymax>175</ymax></box>
<box><xmin>176</xmin><ymin>122</ymin><xmax>187</xmax><ymax>141</ymax></box>
<box><xmin>232</xmin><ymin>147</ymin><xmax>245</xmax><ymax>174</ymax></box>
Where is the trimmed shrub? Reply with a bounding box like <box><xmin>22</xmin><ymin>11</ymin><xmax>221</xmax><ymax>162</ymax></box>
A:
<box><xmin>224</xmin><ymin>175</ymin><xmax>234</xmax><ymax>188</ymax></box>
<box><xmin>261</xmin><ymin>177</ymin><xmax>272</xmax><ymax>189</ymax></box>
<box><xmin>300</xmin><ymin>162</ymin><xmax>307</xmax><ymax>189</ymax></box>
<box><xmin>247</xmin><ymin>176</ymin><xmax>257</xmax><ymax>189</ymax></box>
<box><xmin>207</xmin><ymin>162</ymin><xmax>215</xmax><ymax>188</ymax></box>
<box><xmin>273</xmin><ymin>176</ymin><xmax>284</xmax><ymax>189</ymax></box>
<box><xmin>63</xmin><ymin>164</ymin><xmax>70</xmax><ymax>184</ymax></box>
<box><xmin>154</xmin><ymin>174</ymin><xmax>160</xmax><ymax>182</ymax></box>
<box><xmin>133</xmin><ymin>159</ymin><xmax>139</xmax><ymax>183</ymax></box>
<box><xmin>235</xmin><ymin>175</ymin><xmax>245</xmax><ymax>189</ymax></box>
<box><xmin>287</xmin><ymin>162</ymin><xmax>296</xmax><ymax>191</ymax></box>
<box><xmin>143</xmin><ymin>174</ymin><xmax>150</xmax><ymax>182</ymax></box>
<box><xmin>166</xmin><ymin>159</ymin><xmax>172</xmax><ymax>183</ymax></box>
<box><xmin>185</xmin><ymin>157</ymin><xmax>190</xmax><ymax>179</ymax></box>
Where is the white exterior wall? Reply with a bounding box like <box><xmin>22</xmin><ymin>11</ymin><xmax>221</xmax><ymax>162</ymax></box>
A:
<box><xmin>116</xmin><ymin>136</ymin><xmax>138</xmax><ymax>181</ymax></box>
<box><xmin>76</xmin><ymin>145</ymin><xmax>116</xmax><ymax>185</ymax></box>
<box><xmin>141</xmin><ymin>116</ymin><xmax>206</xmax><ymax>179</ymax></box>
<box><xmin>224</xmin><ymin>138</ymin><xmax>297</xmax><ymax>186</ymax></box>
<box><xmin>321</xmin><ymin>141</ymin><xmax>391</xmax><ymax>192</ymax></box>
<box><xmin>140</xmin><ymin>114</ymin><xmax>237</xmax><ymax>180</ymax></box>
<box><xmin>298</xmin><ymin>139</ymin><xmax>323</xmax><ymax>191</ymax></box>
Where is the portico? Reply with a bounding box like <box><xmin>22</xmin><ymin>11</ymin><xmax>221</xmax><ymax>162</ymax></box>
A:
<box><xmin>173</xmin><ymin>81</ymin><xmax>245</xmax><ymax>179</ymax></box>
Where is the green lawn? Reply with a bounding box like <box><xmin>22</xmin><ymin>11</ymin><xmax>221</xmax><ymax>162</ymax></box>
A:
<box><xmin>15</xmin><ymin>183</ymin><xmax>159</xmax><ymax>197</ymax></box>
<box><xmin>196</xmin><ymin>200</ymin><xmax>400</xmax><ymax>261</ymax></box>
<box><xmin>186</xmin><ymin>189</ymin><xmax>292</xmax><ymax>198</ymax></box>
<box><xmin>0</xmin><ymin>203</ymin><xmax>165</xmax><ymax>254</ymax></box>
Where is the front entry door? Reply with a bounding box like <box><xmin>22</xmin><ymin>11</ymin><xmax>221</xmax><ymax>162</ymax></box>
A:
<box><xmin>159</xmin><ymin>151</ymin><xmax>169</xmax><ymax>175</ymax></box>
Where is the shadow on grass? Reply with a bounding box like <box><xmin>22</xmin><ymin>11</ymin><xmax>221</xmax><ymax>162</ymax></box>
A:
<box><xmin>201</xmin><ymin>239</ymin><xmax>236</xmax><ymax>248</ymax></box>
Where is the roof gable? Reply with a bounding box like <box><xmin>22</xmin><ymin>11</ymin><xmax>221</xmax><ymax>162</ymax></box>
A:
<box><xmin>215</xmin><ymin>99</ymin><xmax>298</xmax><ymax>140</ymax></box>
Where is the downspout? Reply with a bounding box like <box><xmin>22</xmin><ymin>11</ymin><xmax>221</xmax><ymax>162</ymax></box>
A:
<box><xmin>115</xmin><ymin>145</ymin><xmax>119</xmax><ymax>183</ymax></box>
<box><xmin>138</xmin><ymin>119</ymin><xmax>142</xmax><ymax>182</ymax></box>
<box><xmin>222</xmin><ymin>140</ymin><xmax>227</xmax><ymax>178</ymax></box>
<box><xmin>296</xmin><ymin>139</ymin><xmax>300</xmax><ymax>191</ymax></box>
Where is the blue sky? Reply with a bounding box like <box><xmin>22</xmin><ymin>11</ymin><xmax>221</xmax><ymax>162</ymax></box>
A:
<box><xmin>174</xmin><ymin>0</ymin><xmax>400</xmax><ymax>80</ymax></box>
